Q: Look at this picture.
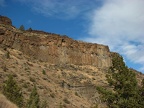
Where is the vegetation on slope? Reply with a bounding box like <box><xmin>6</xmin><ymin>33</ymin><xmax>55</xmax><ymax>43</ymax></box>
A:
<box><xmin>97</xmin><ymin>53</ymin><xmax>144</xmax><ymax>108</ymax></box>
<box><xmin>27</xmin><ymin>85</ymin><xmax>40</xmax><ymax>108</ymax></box>
<box><xmin>0</xmin><ymin>16</ymin><xmax>144</xmax><ymax>107</ymax></box>
<box><xmin>3</xmin><ymin>75</ymin><xmax>24</xmax><ymax>107</ymax></box>
<box><xmin>2</xmin><ymin>74</ymin><xmax>47</xmax><ymax>108</ymax></box>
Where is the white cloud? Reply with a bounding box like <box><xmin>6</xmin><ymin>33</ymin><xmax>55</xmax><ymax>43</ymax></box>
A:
<box><xmin>0</xmin><ymin>0</ymin><xmax>5</xmax><ymax>7</ymax></box>
<box><xmin>16</xmin><ymin>0</ymin><xmax>99</xmax><ymax>19</ymax></box>
<box><xmin>15</xmin><ymin>0</ymin><xmax>144</xmax><ymax>72</ymax></box>
<box><xmin>85</xmin><ymin>0</ymin><xmax>144</xmax><ymax>72</ymax></box>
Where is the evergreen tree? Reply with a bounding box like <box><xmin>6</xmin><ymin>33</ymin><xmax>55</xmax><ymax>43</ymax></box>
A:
<box><xmin>28</xmin><ymin>27</ymin><xmax>32</xmax><ymax>31</ymax></box>
<box><xmin>97</xmin><ymin>53</ymin><xmax>140</xmax><ymax>108</ymax></box>
<box><xmin>3</xmin><ymin>75</ymin><xmax>23</xmax><ymax>107</ymax></box>
<box><xmin>27</xmin><ymin>85</ymin><xmax>40</xmax><ymax>108</ymax></box>
<box><xmin>19</xmin><ymin>25</ymin><xmax>25</xmax><ymax>31</ymax></box>
<box><xmin>139</xmin><ymin>79</ymin><xmax>144</xmax><ymax>107</ymax></box>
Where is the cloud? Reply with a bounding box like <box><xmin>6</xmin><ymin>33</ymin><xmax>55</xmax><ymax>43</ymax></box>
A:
<box><xmin>14</xmin><ymin>0</ymin><xmax>144</xmax><ymax>72</ymax></box>
<box><xmin>15</xmin><ymin>0</ymin><xmax>99</xmax><ymax>19</ymax></box>
<box><xmin>0</xmin><ymin>0</ymin><xmax>5</xmax><ymax>7</ymax></box>
<box><xmin>84</xmin><ymin>0</ymin><xmax>144</xmax><ymax>72</ymax></box>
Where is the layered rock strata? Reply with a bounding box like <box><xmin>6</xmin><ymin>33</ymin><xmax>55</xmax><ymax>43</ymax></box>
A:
<box><xmin>0</xmin><ymin>16</ymin><xmax>112</xmax><ymax>68</ymax></box>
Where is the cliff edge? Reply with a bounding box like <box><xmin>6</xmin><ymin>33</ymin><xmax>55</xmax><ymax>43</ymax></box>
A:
<box><xmin>0</xmin><ymin>16</ymin><xmax>112</xmax><ymax>68</ymax></box>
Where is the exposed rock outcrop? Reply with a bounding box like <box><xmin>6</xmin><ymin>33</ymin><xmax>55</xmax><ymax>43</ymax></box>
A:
<box><xmin>0</xmin><ymin>16</ymin><xmax>12</xmax><ymax>26</ymax></box>
<box><xmin>1</xmin><ymin>16</ymin><xmax>144</xmax><ymax>108</ymax></box>
<box><xmin>0</xmin><ymin>16</ymin><xmax>112</xmax><ymax>68</ymax></box>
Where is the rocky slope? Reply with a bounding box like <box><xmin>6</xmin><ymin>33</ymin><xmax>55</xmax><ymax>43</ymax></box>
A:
<box><xmin>0</xmin><ymin>16</ymin><xmax>143</xmax><ymax>108</ymax></box>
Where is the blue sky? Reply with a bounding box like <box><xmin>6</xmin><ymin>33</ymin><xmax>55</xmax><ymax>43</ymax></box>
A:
<box><xmin>0</xmin><ymin>0</ymin><xmax>144</xmax><ymax>73</ymax></box>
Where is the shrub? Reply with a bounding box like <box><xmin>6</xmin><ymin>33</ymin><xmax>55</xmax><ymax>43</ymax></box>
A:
<box><xmin>6</xmin><ymin>51</ymin><xmax>10</xmax><ymax>59</ymax></box>
<box><xmin>27</xmin><ymin>85</ymin><xmax>40</xmax><ymax>108</ymax></box>
<box><xmin>42</xmin><ymin>70</ymin><xmax>46</xmax><ymax>75</ymax></box>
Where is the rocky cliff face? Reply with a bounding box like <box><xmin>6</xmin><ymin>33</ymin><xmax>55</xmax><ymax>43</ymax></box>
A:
<box><xmin>0</xmin><ymin>16</ymin><xmax>111</xmax><ymax>68</ymax></box>
<box><xmin>1</xmin><ymin>16</ymin><xmax>144</xmax><ymax>108</ymax></box>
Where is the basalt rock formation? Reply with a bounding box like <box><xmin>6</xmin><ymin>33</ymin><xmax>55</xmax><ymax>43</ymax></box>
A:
<box><xmin>0</xmin><ymin>16</ymin><xmax>144</xmax><ymax>108</ymax></box>
<box><xmin>0</xmin><ymin>16</ymin><xmax>12</xmax><ymax>26</ymax></box>
<box><xmin>0</xmin><ymin>16</ymin><xmax>112</xmax><ymax>68</ymax></box>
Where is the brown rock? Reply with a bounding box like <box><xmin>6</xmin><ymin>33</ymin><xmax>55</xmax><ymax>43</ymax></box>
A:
<box><xmin>0</xmin><ymin>16</ymin><xmax>12</xmax><ymax>26</ymax></box>
<box><xmin>0</xmin><ymin>16</ymin><xmax>112</xmax><ymax>68</ymax></box>
<box><xmin>0</xmin><ymin>28</ymin><xmax>5</xmax><ymax>35</ymax></box>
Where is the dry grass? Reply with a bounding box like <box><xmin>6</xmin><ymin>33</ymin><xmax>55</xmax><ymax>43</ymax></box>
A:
<box><xmin>0</xmin><ymin>47</ymin><xmax>144</xmax><ymax>108</ymax></box>
<box><xmin>0</xmin><ymin>94</ymin><xmax>18</xmax><ymax>108</ymax></box>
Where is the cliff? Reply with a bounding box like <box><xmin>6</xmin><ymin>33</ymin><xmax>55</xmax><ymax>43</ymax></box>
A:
<box><xmin>0</xmin><ymin>16</ymin><xmax>144</xmax><ymax>108</ymax></box>
<box><xmin>0</xmin><ymin>16</ymin><xmax>112</xmax><ymax>68</ymax></box>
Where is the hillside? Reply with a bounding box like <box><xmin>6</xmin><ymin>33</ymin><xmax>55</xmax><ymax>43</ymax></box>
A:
<box><xmin>0</xmin><ymin>16</ymin><xmax>144</xmax><ymax>108</ymax></box>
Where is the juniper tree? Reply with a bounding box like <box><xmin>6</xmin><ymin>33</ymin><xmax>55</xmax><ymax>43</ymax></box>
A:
<box><xmin>28</xmin><ymin>27</ymin><xmax>32</xmax><ymax>31</ymax></box>
<box><xmin>19</xmin><ymin>25</ymin><xmax>25</xmax><ymax>31</ymax></box>
<box><xmin>97</xmin><ymin>53</ymin><xmax>140</xmax><ymax>108</ymax></box>
<box><xmin>3</xmin><ymin>75</ymin><xmax>23</xmax><ymax>107</ymax></box>
<box><xmin>138</xmin><ymin>79</ymin><xmax>144</xmax><ymax>107</ymax></box>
